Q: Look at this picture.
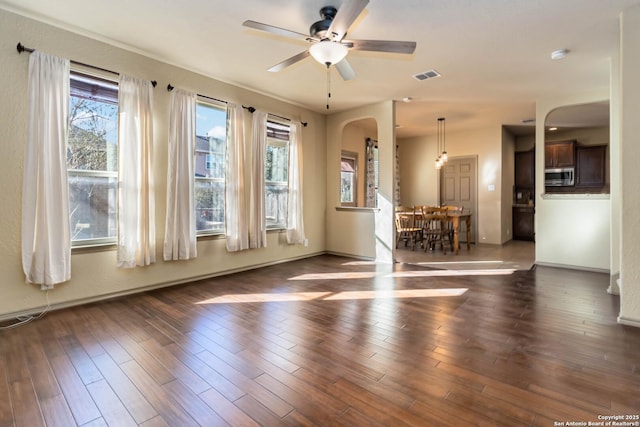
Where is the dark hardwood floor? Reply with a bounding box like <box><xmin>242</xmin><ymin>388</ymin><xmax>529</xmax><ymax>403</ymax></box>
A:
<box><xmin>1</xmin><ymin>254</ymin><xmax>639</xmax><ymax>426</ymax></box>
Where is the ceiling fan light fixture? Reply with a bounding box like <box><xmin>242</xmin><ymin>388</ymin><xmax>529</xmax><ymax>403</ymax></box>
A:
<box><xmin>551</xmin><ymin>49</ymin><xmax>568</xmax><ymax>60</ymax></box>
<box><xmin>309</xmin><ymin>41</ymin><xmax>348</xmax><ymax>65</ymax></box>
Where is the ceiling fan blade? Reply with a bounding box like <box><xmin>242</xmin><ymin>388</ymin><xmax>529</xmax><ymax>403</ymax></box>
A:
<box><xmin>267</xmin><ymin>50</ymin><xmax>311</xmax><ymax>72</ymax></box>
<box><xmin>344</xmin><ymin>39</ymin><xmax>417</xmax><ymax>54</ymax></box>
<box><xmin>327</xmin><ymin>0</ymin><xmax>369</xmax><ymax>41</ymax></box>
<box><xmin>243</xmin><ymin>20</ymin><xmax>316</xmax><ymax>42</ymax></box>
<box><xmin>335</xmin><ymin>58</ymin><xmax>356</xmax><ymax>81</ymax></box>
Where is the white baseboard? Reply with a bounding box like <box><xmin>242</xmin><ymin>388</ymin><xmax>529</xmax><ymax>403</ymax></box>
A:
<box><xmin>617</xmin><ymin>315</ymin><xmax>640</xmax><ymax>328</ymax></box>
<box><xmin>0</xmin><ymin>251</ymin><xmax>326</xmax><ymax>323</ymax></box>
<box><xmin>534</xmin><ymin>261</ymin><xmax>610</xmax><ymax>274</ymax></box>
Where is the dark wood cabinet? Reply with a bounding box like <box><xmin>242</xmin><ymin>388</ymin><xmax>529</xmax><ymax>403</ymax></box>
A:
<box><xmin>545</xmin><ymin>141</ymin><xmax>575</xmax><ymax>168</ymax></box>
<box><xmin>515</xmin><ymin>150</ymin><xmax>535</xmax><ymax>189</ymax></box>
<box><xmin>513</xmin><ymin>206</ymin><xmax>535</xmax><ymax>241</ymax></box>
<box><xmin>576</xmin><ymin>145</ymin><xmax>606</xmax><ymax>188</ymax></box>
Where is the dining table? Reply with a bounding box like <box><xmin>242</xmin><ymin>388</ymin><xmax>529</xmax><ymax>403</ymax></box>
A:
<box><xmin>444</xmin><ymin>210</ymin><xmax>472</xmax><ymax>254</ymax></box>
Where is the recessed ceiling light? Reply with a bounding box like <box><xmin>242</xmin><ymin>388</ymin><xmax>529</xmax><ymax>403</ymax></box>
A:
<box><xmin>402</xmin><ymin>97</ymin><xmax>412</xmax><ymax>103</ymax></box>
<box><xmin>548</xmin><ymin>127</ymin><xmax>558</xmax><ymax>131</ymax></box>
<box><xmin>551</xmin><ymin>49</ymin><xmax>569</xmax><ymax>60</ymax></box>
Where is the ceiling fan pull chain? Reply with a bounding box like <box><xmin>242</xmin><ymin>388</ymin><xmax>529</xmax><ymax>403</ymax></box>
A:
<box><xmin>326</xmin><ymin>62</ymin><xmax>331</xmax><ymax>110</ymax></box>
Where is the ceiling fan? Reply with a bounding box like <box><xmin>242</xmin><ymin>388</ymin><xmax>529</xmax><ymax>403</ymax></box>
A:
<box><xmin>242</xmin><ymin>0</ymin><xmax>417</xmax><ymax>81</ymax></box>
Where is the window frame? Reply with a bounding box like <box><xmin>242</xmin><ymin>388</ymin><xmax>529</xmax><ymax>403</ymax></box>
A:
<box><xmin>265</xmin><ymin>119</ymin><xmax>291</xmax><ymax>230</ymax></box>
<box><xmin>340</xmin><ymin>150</ymin><xmax>358</xmax><ymax>207</ymax></box>
<box><xmin>67</xmin><ymin>68</ymin><xmax>119</xmax><ymax>248</ymax></box>
<box><xmin>194</xmin><ymin>98</ymin><xmax>227</xmax><ymax>237</ymax></box>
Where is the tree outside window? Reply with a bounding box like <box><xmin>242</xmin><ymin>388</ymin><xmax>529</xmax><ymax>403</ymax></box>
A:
<box><xmin>67</xmin><ymin>71</ymin><xmax>118</xmax><ymax>245</ymax></box>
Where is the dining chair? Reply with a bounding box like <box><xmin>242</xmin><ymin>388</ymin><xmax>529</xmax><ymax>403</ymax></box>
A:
<box><xmin>441</xmin><ymin>205</ymin><xmax>463</xmax><ymax>248</ymax></box>
<box><xmin>395</xmin><ymin>210</ymin><xmax>423</xmax><ymax>250</ymax></box>
<box><xmin>422</xmin><ymin>207</ymin><xmax>448</xmax><ymax>253</ymax></box>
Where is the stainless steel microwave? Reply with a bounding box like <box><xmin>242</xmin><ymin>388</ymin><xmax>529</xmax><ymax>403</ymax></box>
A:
<box><xmin>545</xmin><ymin>167</ymin><xmax>575</xmax><ymax>186</ymax></box>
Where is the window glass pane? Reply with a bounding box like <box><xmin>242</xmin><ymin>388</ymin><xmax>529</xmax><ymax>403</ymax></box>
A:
<box><xmin>340</xmin><ymin>152</ymin><xmax>357</xmax><ymax>206</ymax></box>
<box><xmin>265</xmin><ymin>121</ymin><xmax>290</xmax><ymax>228</ymax></box>
<box><xmin>266</xmin><ymin>182</ymin><xmax>288</xmax><ymax>228</ymax></box>
<box><xmin>196</xmin><ymin>101</ymin><xmax>227</xmax><ymax>233</ymax></box>
<box><xmin>266</xmin><ymin>142</ymin><xmax>289</xmax><ymax>182</ymax></box>
<box><xmin>69</xmin><ymin>174</ymin><xmax>117</xmax><ymax>242</ymax></box>
<box><xmin>195</xmin><ymin>179</ymin><xmax>224</xmax><ymax>233</ymax></box>
<box><xmin>68</xmin><ymin>71</ymin><xmax>118</xmax><ymax>244</ymax></box>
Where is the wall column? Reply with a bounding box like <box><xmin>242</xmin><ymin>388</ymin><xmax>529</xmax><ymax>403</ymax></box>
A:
<box><xmin>618</xmin><ymin>4</ymin><xmax>640</xmax><ymax>326</ymax></box>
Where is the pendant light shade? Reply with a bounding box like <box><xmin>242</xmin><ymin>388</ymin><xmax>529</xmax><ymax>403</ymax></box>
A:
<box><xmin>309</xmin><ymin>41</ymin><xmax>348</xmax><ymax>65</ymax></box>
<box><xmin>436</xmin><ymin>117</ymin><xmax>447</xmax><ymax>169</ymax></box>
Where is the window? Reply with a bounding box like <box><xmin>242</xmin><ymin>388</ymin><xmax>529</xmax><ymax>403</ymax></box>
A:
<box><xmin>265</xmin><ymin>120</ymin><xmax>290</xmax><ymax>228</ymax></box>
<box><xmin>67</xmin><ymin>71</ymin><xmax>119</xmax><ymax>245</ymax></box>
<box><xmin>195</xmin><ymin>100</ymin><xmax>227</xmax><ymax>234</ymax></box>
<box><xmin>341</xmin><ymin>151</ymin><xmax>358</xmax><ymax>207</ymax></box>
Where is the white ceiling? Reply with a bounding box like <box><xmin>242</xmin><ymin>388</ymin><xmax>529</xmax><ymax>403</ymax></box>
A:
<box><xmin>2</xmin><ymin>0</ymin><xmax>636</xmax><ymax>138</ymax></box>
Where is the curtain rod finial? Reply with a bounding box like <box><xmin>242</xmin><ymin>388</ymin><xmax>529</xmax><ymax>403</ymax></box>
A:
<box><xmin>151</xmin><ymin>80</ymin><xmax>157</xmax><ymax>88</ymax></box>
<box><xmin>16</xmin><ymin>42</ymin><xmax>34</xmax><ymax>54</ymax></box>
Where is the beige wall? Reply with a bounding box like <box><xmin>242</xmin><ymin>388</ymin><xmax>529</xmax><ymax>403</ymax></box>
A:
<box><xmin>546</xmin><ymin>126</ymin><xmax>609</xmax><ymax>147</ymax></box>
<box><xmin>341</xmin><ymin>120</ymin><xmax>376</xmax><ymax>207</ymax></box>
<box><xmin>396</xmin><ymin>135</ymin><xmax>439</xmax><ymax>207</ymax></box>
<box><xmin>619</xmin><ymin>4</ymin><xmax>640</xmax><ymax>326</ymax></box>
<box><xmin>326</xmin><ymin>102</ymin><xmax>395</xmax><ymax>262</ymax></box>
<box><xmin>0</xmin><ymin>9</ymin><xmax>326</xmax><ymax>319</ymax></box>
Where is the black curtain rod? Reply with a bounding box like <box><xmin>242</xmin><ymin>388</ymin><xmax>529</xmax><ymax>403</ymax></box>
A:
<box><xmin>166</xmin><ymin>86</ymin><xmax>308</xmax><ymax>128</ymax></box>
<box><xmin>241</xmin><ymin>106</ymin><xmax>308</xmax><ymax>127</ymax></box>
<box><xmin>167</xmin><ymin>84</ymin><xmax>227</xmax><ymax>105</ymax></box>
<box><xmin>17</xmin><ymin>42</ymin><xmax>157</xmax><ymax>87</ymax></box>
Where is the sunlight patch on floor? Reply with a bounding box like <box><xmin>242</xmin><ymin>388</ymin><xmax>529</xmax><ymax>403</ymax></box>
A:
<box><xmin>288</xmin><ymin>268</ymin><xmax>515</xmax><ymax>281</ymax></box>
<box><xmin>196</xmin><ymin>288</ymin><xmax>468</xmax><ymax>304</ymax></box>
<box><xmin>341</xmin><ymin>260</ymin><xmax>378</xmax><ymax>266</ymax></box>
<box><xmin>389</xmin><ymin>269</ymin><xmax>515</xmax><ymax>277</ymax></box>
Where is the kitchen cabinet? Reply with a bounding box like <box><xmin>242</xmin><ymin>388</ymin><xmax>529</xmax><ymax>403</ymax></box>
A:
<box><xmin>513</xmin><ymin>206</ymin><xmax>535</xmax><ymax>241</ymax></box>
<box><xmin>576</xmin><ymin>145</ymin><xmax>606</xmax><ymax>188</ymax></box>
<box><xmin>545</xmin><ymin>140</ymin><xmax>575</xmax><ymax>168</ymax></box>
<box><xmin>515</xmin><ymin>150</ymin><xmax>535</xmax><ymax>189</ymax></box>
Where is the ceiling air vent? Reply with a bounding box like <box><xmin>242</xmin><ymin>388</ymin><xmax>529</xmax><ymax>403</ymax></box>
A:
<box><xmin>413</xmin><ymin>69</ymin><xmax>441</xmax><ymax>81</ymax></box>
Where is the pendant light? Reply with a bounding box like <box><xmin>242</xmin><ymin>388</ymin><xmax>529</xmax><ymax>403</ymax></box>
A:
<box><xmin>435</xmin><ymin>117</ymin><xmax>447</xmax><ymax>170</ymax></box>
<box><xmin>439</xmin><ymin>117</ymin><xmax>448</xmax><ymax>163</ymax></box>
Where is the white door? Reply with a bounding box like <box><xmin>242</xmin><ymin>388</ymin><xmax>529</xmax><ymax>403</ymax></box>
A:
<box><xmin>440</xmin><ymin>157</ymin><xmax>477</xmax><ymax>243</ymax></box>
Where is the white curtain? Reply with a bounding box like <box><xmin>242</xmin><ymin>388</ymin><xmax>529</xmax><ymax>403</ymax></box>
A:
<box><xmin>117</xmin><ymin>74</ymin><xmax>156</xmax><ymax>268</ymax></box>
<box><xmin>286</xmin><ymin>120</ymin><xmax>305</xmax><ymax>244</ymax></box>
<box><xmin>249</xmin><ymin>110</ymin><xmax>268</xmax><ymax>248</ymax></box>
<box><xmin>225</xmin><ymin>103</ymin><xmax>249</xmax><ymax>251</ymax></box>
<box><xmin>365</xmin><ymin>138</ymin><xmax>376</xmax><ymax>208</ymax></box>
<box><xmin>22</xmin><ymin>51</ymin><xmax>71</xmax><ymax>289</ymax></box>
<box><xmin>163</xmin><ymin>89</ymin><xmax>196</xmax><ymax>260</ymax></box>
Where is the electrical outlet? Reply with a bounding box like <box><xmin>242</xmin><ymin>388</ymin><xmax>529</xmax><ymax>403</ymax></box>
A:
<box><xmin>303</xmin><ymin>238</ymin><xmax>309</xmax><ymax>247</ymax></box>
